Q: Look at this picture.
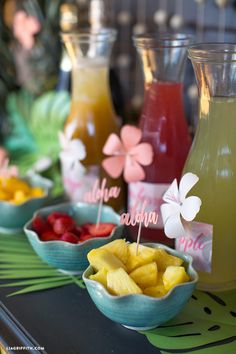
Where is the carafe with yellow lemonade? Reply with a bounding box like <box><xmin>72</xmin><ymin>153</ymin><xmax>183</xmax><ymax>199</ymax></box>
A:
<box><xmin>180</xmin><ymin>44</ymin><xmax>236</xmax><ymax>291</ymax></box>
<box><xmin>61</xmin><ymin>29</ymin><xmax>123</xmax><ymax>210</ymax></box>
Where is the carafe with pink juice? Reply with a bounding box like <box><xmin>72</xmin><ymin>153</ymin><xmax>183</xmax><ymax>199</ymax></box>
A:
<box><xmin>129</xmin><ymin>34</ymin><xmax>192</xmax><ymax>245</ymax></box>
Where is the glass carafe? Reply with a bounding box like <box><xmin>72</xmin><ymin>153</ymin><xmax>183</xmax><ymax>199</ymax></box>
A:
<box><xmin>61</xmin><ymin>29</ymin><xmax>123</xmax><ymax>210</ymax></box>
<box><xmin>183</xmin><ymin>43</ymin><xmax>236</xmax><ymax>291</ymax></box>
<box><xmin>129</xmin><ymin>34</ymin><xmax>192</xmax><ymax>245</ymax></box>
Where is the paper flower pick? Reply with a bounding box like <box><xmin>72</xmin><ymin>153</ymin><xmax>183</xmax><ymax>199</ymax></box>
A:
<box><xmin>102</xmin><ymin>125</ymin><xmax>154</xmax><ymax>183</ymax></box>
<box><xmin>59</xmin><ymin>120</ymin><xmax>86</xmax><ymax>177</ymax></box>
<box><xmin>161</xmin><ymin>173</ymin><xmax>202</xmax><ymax>239</ymax></box>
<box><xmin>13</xmin><ymin>10</ymin><xmax>41</xmax><ymax>50</ymax></box>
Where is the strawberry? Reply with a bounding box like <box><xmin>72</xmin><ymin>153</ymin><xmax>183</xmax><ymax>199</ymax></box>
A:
<box><xmin>81</xmin><ymin>223</ymin><xmax>92</xmax><ymax>233</ymax></box>
<box><xmin>71</xmin><ymin>226</ymin><xmax>83</xmax><ymax>237</ymax></box>
<box><xmin>47</xmin><ymin>212</ymin><xmax>73</xmax><ymax>226</ymax></box>
<box><xmin>32</xmin><ymin>216</ymin><xmax>51</xmax><ymax>236</ymax></box>
<box><xmin>87</xmin><ymin>223</ymin><xmax>116</xmax><ymax>237</ymax></box>
<box><xmin>79</xmin><ymin>233</ymin><xmax>92</xmax><ymax>242</ymax></box>
<box><xmin>53</xmin><ymin>217</ymin><xmax>76</xmax><ymax>235</ymax></box>
<box><xmin>60</xmin><ymin>232</ymin><xmax>79</xmax><ymax>244</ymax></box>
<box><xmin>40</xmin><ymin>231</ymin><xmax>59</xmax><ymax>242</ymax></box>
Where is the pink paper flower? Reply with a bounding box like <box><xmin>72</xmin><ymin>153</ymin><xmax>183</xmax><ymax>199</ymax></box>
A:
<box><xmin>102</xmin><ymin>125</ymin><xmax>154</xmax><ymax>183</ymax></box>
<box><xmin>13</xmin><ymin>10</ymin><xmax>41</xmax><ymax>50</ymax></box>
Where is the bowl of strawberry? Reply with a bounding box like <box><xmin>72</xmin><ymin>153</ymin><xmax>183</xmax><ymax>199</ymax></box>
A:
<box><xmin>24</xmin><ymin>202</ymin><xmax>123</xmax><ymax>274</ymax></box>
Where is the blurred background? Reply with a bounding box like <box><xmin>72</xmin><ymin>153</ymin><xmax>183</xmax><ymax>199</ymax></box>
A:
<box><xmin>1</xmin><ymin>0</ymin><xmax>236</xmax><ymax>176</ymax></box>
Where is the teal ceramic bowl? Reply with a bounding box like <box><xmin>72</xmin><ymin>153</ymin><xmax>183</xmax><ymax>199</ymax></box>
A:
<box><xmin>24</xmin><ymin>202</ymin><xmax>123</xmax><ymax>274</ymax></box>
<box><xmin>0</xmin><ymin>173</ymin><xmax>53</xmax><ymax>233</ymax></box>
<box><xmin>83</xmin><ymin>243</ymin><xmax>198</xmax><ymax>331</ymax></box>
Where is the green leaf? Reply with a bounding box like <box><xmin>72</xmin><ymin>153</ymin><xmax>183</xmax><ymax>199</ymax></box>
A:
<box><xmin>4</xmin><ymin>89</ymin><xmax>69</xmax><ymax>182</ymax></box>
<box><xmin>141</xmin><ymin>290</ymin><xmax>236</xmax><ymax>354</ymax></box>
<box><xmin>0</xmin><ymin>245</ymin><xmax>36</xmax><ymax>254</ymax></box>
<box><xmin>0</xmin><ymin>233</ymin><xmax>29</xmax><ymax>242</ymax></box>
<box><xmin>5</xmin><ymin>91</ymin><xmax>36</xmax><ymax>155</ymax></box>
<box><xmin>0</xmin><ymin>254</ymin><xmax>43</xmax><ymax>262</ymax></box>
<box><xmin>0</xmin><ymin>271</ymin><xmax>61</xmax><ymax>279</ymax></box>
<box><xmin>0</xmin><ymin>276</ymin><xmax>69</xmax><ymax>287</ymax></box>
<box><xmin>0</xmin><ymin>232</ymin><xmax>86</xmax><ymax>295</ymax></box>
<box><xmin>71</xmin><ymin>276</ymin><xmax>86</xmax><ymax>289</ymax></box>
<box><xmin>7</xmin><ymin>279</ymin><xmax>74</xmax><ymax>297</ymax></box>
<box><xmin>0</xmin><ymin>236</ymin><xmax>29</xmax><ymax>244</ymax></box>
<box><xmin>0</xmin><ymin>263</ymin><xmax>52</xmax><ymax>269</ymax></box>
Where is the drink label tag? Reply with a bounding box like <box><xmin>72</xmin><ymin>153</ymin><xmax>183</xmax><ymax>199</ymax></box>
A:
<box><xmin>128</xmin><ymin>182</ymin><xmax>170</xmax><ymax>229</ymax></box>
<box><xmin>61</xmin><ymin>163</ymin><xmax>99</xmax><ymax>202</ymax></box>
<box><xmin>175</xmin><ymin>221</ymin><xmax>213</xmax><ymax>273</ymax></box>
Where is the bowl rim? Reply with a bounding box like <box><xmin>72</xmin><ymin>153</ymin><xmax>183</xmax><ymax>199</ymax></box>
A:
<box><xmin>0</xmin><ymin>173</ymin><xmax>53</xmax><ymax>209</ymax></box>
<box><xmin>82</xmin><ymin>242</ymin><xmax>199</xmax><ymax>301</ymax></box>
<box><xmin>24</xmin><ymin>202</ymin><xmax>122</xmax><ymax>248</ymax></box>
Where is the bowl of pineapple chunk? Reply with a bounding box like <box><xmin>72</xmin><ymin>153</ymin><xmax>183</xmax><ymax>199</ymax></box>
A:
<box><xmin>83</xmin><ymin>240</ymin><xmax>198</xmax><ymax>330</ymax></box>
<box><xmin>0</xmin><ymin>173</ymin><xmax>53</xmax><ymax>233</ymax></box>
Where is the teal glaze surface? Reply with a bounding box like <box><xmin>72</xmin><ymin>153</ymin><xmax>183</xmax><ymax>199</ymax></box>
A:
<box><xmin>83</xmin><ymin>243</ymin><xmax>198</xmax><ymax>330</ymax></box>
<box><xmin>24</xmin><ymin>202</ymin><xmax>123</xmax><ymax>274</ymax></box>
<box><xmin>0</xmin><ymin>173</ymin><xmax>53</xmax><ymax>232</ymax></box>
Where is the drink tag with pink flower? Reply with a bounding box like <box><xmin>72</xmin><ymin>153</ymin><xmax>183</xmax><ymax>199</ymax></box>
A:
<box><xmin>160</xmin><ymin>172</ymin><xmax>213</xmax><ymax>273</ymax></box>
<box><xmin>128</xmin><ymin>182</ymin><xmax>170</xmax><ymax>229</ymax></box>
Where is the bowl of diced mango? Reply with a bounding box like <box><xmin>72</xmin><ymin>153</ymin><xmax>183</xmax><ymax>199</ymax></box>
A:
<box><xmin>0</xmin><ymin>173</ymin><xmax>53</xmax><ymax>233</ymax></box>
<box><xmin>83</xmin><ymin>240</ymin><xmax>198</xmax><ymax>330</ymax></box>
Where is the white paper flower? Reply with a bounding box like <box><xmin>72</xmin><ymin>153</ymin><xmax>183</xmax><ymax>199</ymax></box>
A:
<box><xmin>58</xmin><ymin>120</ymin><xmax>86</xmax><ymax>176</ymax></box>
<box><xmin>160</xmin><ymin>173</ymin><xmax>202</xmax><ymax>239</ymax></box>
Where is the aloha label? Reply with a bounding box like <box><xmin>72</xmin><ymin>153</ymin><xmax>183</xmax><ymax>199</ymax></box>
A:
<box><xmin>175</xmin><ymin>222</ymin><xmax>213</xmax><ymax>273</ymax></box>
<box><xmin>128</xmin><ymin>182</ymin><xmax>170</xmax><ymax>229</ymax></box>
<box><xmin>120</xmin><ymin>200</ymin><xmax>158</xmax><ymax>227</ymax></box>
<box><xmin>84</xmin><ymin>178</ymin><xmax>120</xmax><ymax>204</ymax></box>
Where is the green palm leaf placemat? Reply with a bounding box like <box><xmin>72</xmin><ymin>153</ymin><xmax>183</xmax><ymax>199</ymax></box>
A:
<box><xmin>141</xmin><ymin>290</ymin><xmax>236</xmax><ymax>354</ymax></box>
<box><xmin>0</xmin><ymin>234</ymin><xmax>85</xmax><ymax>297</ymax></box>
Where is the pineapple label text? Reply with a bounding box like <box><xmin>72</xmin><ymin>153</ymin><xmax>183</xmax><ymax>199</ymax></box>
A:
<box><xmin>83</xmin><ymin>178</ymin><xmax>121</xmax><ymax>204</ymax></box>
<box><xmin>120</xmin><ymin>200</ymin><xmax>158</xmax><ymax>227</ymax></box>
<box><xmin>177</xmin><ymin>234</ymin><xmax>206</xmax><ymax>252</ymax></box>
<box><xmin>175</xmin><ymin>222</ymin><xmax>213</xmax><ymax>273</ymax></box>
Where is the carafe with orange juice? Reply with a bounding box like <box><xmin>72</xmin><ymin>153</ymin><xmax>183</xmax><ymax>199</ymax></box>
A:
<box><xmin>179</xmin><ymin>44</ymin><xmax>236</xmax><ymax>291</ymax></box>
<box><xmin>61</xmin><ymin>29</ymin><xmax>123</xmax><ymax>210</ymax></box>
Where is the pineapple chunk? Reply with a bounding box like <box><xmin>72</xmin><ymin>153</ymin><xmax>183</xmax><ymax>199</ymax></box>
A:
<box><xmin>89</xmin><ymin>268</ymin><xmax>108</xmax><ymax>288</ymax></box>
<box><xmin>30</xmin><ymin>187</ymin><xmax>45</xmax><ymax>198</ymax></box>
<box><xmin>155</xmin><ymin>249</ymin><xmax>183</xmax><ymax>271</ymax></box>
<box><xmin>129</xmin><ymin>262</ymin><xmax>158</xmax><ymax>289</ymax></box>
<box><xmin>87</xmin><ymin>248</ymin><xmax>126</xmax><ymax>272</ymax></box>
<box><xmin>4</xmin><ymin>177</ymin><xmax>31</xmax><ymax>194</ymax></box>
<box><xmin>101</xmin><ymin>239</ymin><xmax>128</xmax><ymax>264</ymax></box>
<box><xmin>144</xmin><ymin>284</ymin><xmax>168</xmax><ymax>298</ymax></box>
<box><xmin>156</xmin><ymin>271</ymin><xmax>164</xmax><ymax>285</ymax></box>
<box><xmin>126</xmin><ymin>243</ymin><xmax>156</xmax><ymax>272</ymax></box>
<box><xmin>107</xmin><ymin>268</ymin><xmax>142</xmax><ymax>296</ymax></box>
<box><xmin>163</xmin><ymin>266</ymin><xmax>190</xmax><ymax>291</ymax></box>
